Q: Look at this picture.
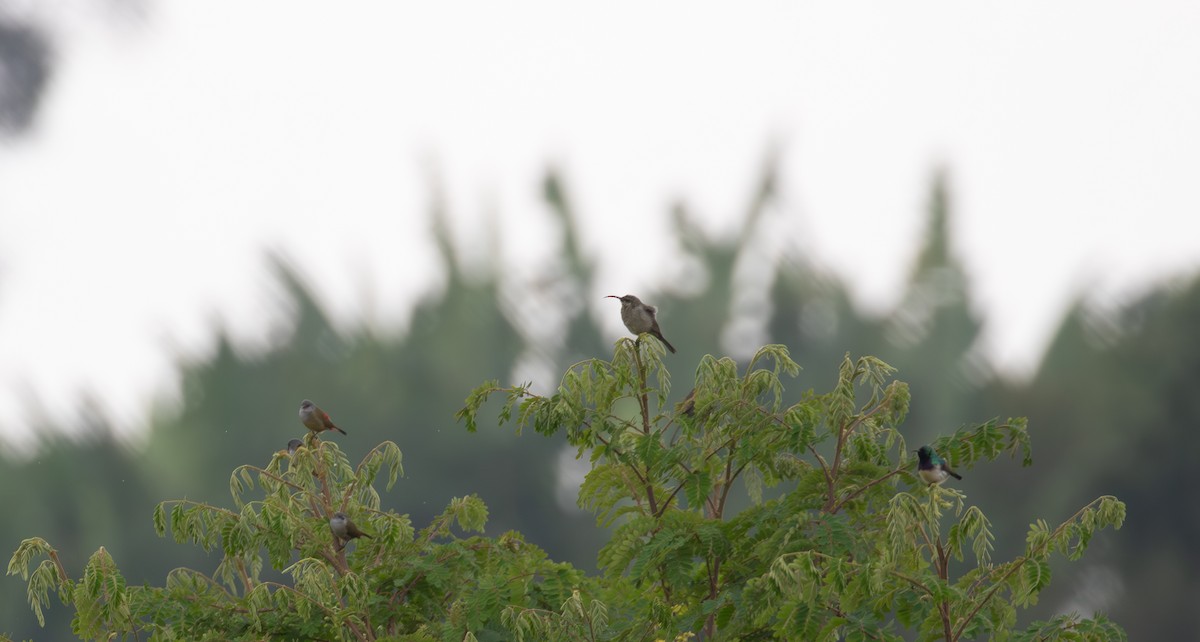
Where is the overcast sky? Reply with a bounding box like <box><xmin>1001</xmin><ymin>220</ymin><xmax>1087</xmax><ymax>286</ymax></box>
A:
<box><xmin>1</xmin><ymin>1</ymin><xmax>1198</xmax><ymax>450</ymax></box>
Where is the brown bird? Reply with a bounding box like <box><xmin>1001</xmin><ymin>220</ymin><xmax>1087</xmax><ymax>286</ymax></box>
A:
<box><xmin>676</xmin><ymin>387</ymin><xmax>696</xmax><ymax>417</ymax></box>
<box><xmin>605</xmin><ymin>294</ymin><xmax>676</xmax><ymax>353</ymax></box>
<box><xmin>299</xmin><ymin>399</ymin><xmax>347</xmax><ymax>435</ymax></box>
<box><xmin>329</xmin><ymin>512</ymin><xmax>372</xmax><ymax>548</ymax></box>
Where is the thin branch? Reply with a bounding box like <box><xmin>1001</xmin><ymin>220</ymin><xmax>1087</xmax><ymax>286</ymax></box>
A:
<box><xmin>940</xmin><ymin>598</ymin><xmax>954</xmax><ymax>642</ymax></box>
<box><xmin>234</xmin><ymin>557</ymin><xmax>254</xmax><ymax>594</ymax></box>
<box><xmin>936</xmin><ymin>537</ymin><xmax>949</xmax><ymax>580</ymax></box>
<box><xmin>918</xmin><ymin>527</ymin><xmax>938</xmax><ymax>566</ymax></box>
<box><xmin>716</xmin><ymin>458</ymin><xmax>753</xmax><ymax>518</ymax></box>
<box><xmin>803</xmin><ymin>444</ymin><xmax>835</xmax><ymax>494</ymax></box>
<box><xmin>47</xmin><ymin>550</ymin><xmax>69</xmax><ymax>584</ymax></box>
<box><xmin>827</xmin><ymin>394</ymin><xmax>893</xmax><ymax>510</ymax></box>
<box><xmin>830</xmin><ymin>468</ymin><xmax>904</xmax><ymax>514</ymax></box>
<box><xmin>952</xmin><ymin>498</ymin><xmax>1108</xmax><ymax>641</ymax></box>
<box><xmin>631</xmin><ymin>344</ymin><xmax>659</xmax><ymax>516</ymax></box>
<box><xmin>255</xmin><ymin>580</ymin><xmax>341</xmax><ymax>617</ymax></box>
<box><xmin>654</xmin><ymin>482</ymin><xmax>688</xmax><ymax>519</ymax></box>
<box><xmin>592</xmin><ymin>431</ymin><xmax>652</xmax><ymax>489</ymax></box>
<box><xmin>886</xmin><ymin>569</ymin><xmax>936</xmax><ymax>599</ymax></box>
<box><xmin>827</xmin><ymin>603</ymin><xmax>887</xmax><ymax>640</ymax></box>
<box><xmin>657</xmin><ymin>563</ymin><xmax>673</xmax><ymax>604</ymax></box>
<box><xmin>233</xmin><ymin>464</ymin><xmax>305</xmax><ymax>494</ymax></box>
<box><xmin>158</xmin><ymin>500</ymin><xmax>240</xmax><ymax>519</ymax></box>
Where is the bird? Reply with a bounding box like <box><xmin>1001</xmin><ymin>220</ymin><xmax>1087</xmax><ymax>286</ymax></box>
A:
<box><xmin>299</xmin><ymin>399</ymin><xmax>347</xmax><ymax>435</ymax></box>
<box><xmin>286</xmin><ymin>438</ymin><xmax>303</xmax><ymax>456</ymax></box>
<box><xmin>329</xmin><ymin>512</ymin><xmax>372</xmax><ymax>548</ymax></box>
<box><xmin>605</xmin><ymin>294</ymin><xmax>676</xmax><ymax>353</ymax></box>
<box><xmin>915</xmin><ymin>445</ymin><xmax>962</xmax><ymax>485</ymax></box>
<box><xmin>675</xmin><ymin>387</ymin><xmax>696</xmax><ymax>417</ymax></box>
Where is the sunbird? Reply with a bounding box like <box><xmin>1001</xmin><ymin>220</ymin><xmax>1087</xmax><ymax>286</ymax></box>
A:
<box><xmin>916</xmin><ymin>445</ymin><xmax>962</xmax><ymax>485</ymax></box>
<box><xmin>606</xmin><ymin>294</ymin><xmax>677</xmax><ymax>353</ymax></box>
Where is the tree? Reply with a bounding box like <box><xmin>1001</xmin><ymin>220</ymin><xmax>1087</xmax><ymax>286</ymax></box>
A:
<box><xmin>8</xmin><ymin>344</ymin><xmax>1124</xmax><ymax>641</ymax></box>
<box><xmin>462</xmin><ymin>343</ymin><xmax>1125</xmax><ymax>641</ymax></box>
<box><xmin>1009</xmin><ymin>276</ymin><xmax>1200</xmax><ymax>638</ymax></box>
<box><xmin>8</xmin><ymin>436</ymin><xmax>586</xmax><ymax>641</ymax></box>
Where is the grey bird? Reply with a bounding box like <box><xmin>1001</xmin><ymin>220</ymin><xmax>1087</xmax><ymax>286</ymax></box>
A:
<box><xmin>329</xmin><ymin>512</ymin><xmax>372</xmax><ymax>547</ymax></box>
<box><xmin>286</xmin><ymin>438</ymin><xmax>303</xmax><ymax>456</ymax></box>
<box><xmin>299</xmin><ymin>399</ymin><xmax>347</xmax><ymax>435</ymax></box>
<box><xmin>606</xmin><ymin>294</ymin><xmax>676</xmax><ymax>353</ymax></box>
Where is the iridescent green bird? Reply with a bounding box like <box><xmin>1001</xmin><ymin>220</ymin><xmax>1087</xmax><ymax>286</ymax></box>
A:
<box><xmin>916</xmin><ymin>445</ymin><xmax>962</xmax><ymax>485</ymax></box>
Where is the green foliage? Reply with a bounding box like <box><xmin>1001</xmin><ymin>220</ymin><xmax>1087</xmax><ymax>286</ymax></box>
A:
<box><xmin>0</xmin><ymin>158</ymin><xmax>1174</xmax><ymax>639</ymax></box>
<box><xmin>459</xmin><ymin>346</ymin><xmax>1125</xmax><ymax>641</ymax></box>
<box><xmin>7</xmin><ymin>437</ymin><xmax>585</xmax><ymax>641</ymax></box>
<box><xmin>8</xmin><ymin>341</ymin><xmax>1125</xmax><ymax>639</ymax></box>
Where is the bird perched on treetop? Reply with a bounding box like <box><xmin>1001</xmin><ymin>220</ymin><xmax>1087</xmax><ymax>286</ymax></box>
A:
<box><xmin>286</xmin><ymin>438</ymin><xmax>303</xmax><ymax>457</ymax></box>
<box><xmin>916</xmin><ymin>445</ymin><xmax>962</xmax><ymax>485</ymax></box>
<box><xmin>606</xmin><ymin>294</ymin><xmax>676</xmax><ymax>353</ymax></box>
<box><xmin>329</xmin><ymin>512</ymin><xmax>371</xmax><ymax>548</ymax></box>
<box><xmin>299</xmin><ymin>399</ymin><xmax>347</xmax><ymax>436</ymax></box>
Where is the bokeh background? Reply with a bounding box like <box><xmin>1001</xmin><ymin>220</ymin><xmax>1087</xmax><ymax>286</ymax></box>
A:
<box><xmin>1</xmin><ymin>2</ymin><xmax>1198</xmax><ymax>639</ymax></box>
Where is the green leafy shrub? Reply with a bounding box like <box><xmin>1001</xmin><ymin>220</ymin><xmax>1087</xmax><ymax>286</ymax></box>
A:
<box><xmin>8</xmin><ymin>343</ymin><xmax>1124</xmax><ymax>641</ymax></box>
<box><xmin>459</xmin><ymin>342</ymin><xmax>1125</xmax><ymax>641</ymax></box>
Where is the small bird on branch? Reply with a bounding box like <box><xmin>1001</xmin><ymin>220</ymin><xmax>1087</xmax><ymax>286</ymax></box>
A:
<box><xmin>299</xmin><ymin>399</ymin><xmax>347</xmax><ymax>436</ymax></box>
<box><xmin>606</xmin><ymin>294</ymin><xmax>676</xmax><ymax>353</ymax></box>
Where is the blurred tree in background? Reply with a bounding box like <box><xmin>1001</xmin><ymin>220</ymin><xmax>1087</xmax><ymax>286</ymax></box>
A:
<box><xmin>0</xmin><ymin>15</ymin><xmax>51</xmax><ymax>138</ymax></box>
<box><xmin>0</xmin><ymin>160</ymin><xmax>1194</xmax><ymax>638</ymax></box>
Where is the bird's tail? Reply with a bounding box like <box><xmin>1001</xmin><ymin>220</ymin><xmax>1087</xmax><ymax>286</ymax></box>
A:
<box><xmin>949</xmin><ymin>470</ymin><xmax>962</xmax><ymax>480</ymax></box>
<box><xmin>655</xmin><ymin>332</ymin><xmax>677</xmax><ymax>354</ymax></box>
<box><xmin>334</xmin><ymin>426</ymin><xmax>348</xmax><ymax>435</ymax></box>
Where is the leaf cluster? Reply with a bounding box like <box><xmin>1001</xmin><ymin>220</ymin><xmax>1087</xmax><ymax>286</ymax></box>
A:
<box><xmin>7</xmin><ymin>438</ymin><xmax>585</xmax><ymax>641</ymax></box>
<box><xmin>460</xmin><ymin>343</ymin><xmax>1125</xmax><ymax>641</ymax></box>
<box><xmin>8</xmin><ymin>345</ymin><xmax>1126</xmax><ymax>641</ymax></box>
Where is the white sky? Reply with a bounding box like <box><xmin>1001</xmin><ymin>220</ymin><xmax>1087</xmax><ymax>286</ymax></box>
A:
<box><xmin>1</xmin><ymin>2</ymin><xmax>1198</xmax><ymax>449</ymax></box>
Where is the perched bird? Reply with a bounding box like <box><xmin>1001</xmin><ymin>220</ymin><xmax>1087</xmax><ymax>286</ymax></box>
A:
<box><xmin>675</xmin><ymin>387</ymin><xmax>696</xmax><ymax>417</ymax></box>
<box><xmin>915</xmin><ymin>445</ymin><xmax>962</xmax><ymax>485</ymax></box>
<box><xmin>286</xmin><ymin>438</ymin><xmax>303</xmax><ymax>456</ymax></box>
<box><xmin>605</xmin><ymin>294</ymin><xmax>676</xmax><ymax>353</ymax></box>
<box><xmin>299</xmin><ymin>399</ymin><xmax>347</xmax><ymax>435</ymax></box>
<box><xmin>329</xmin><ymin>512</ymin><xmax>372</xmax><ymax>548</ymax></box>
